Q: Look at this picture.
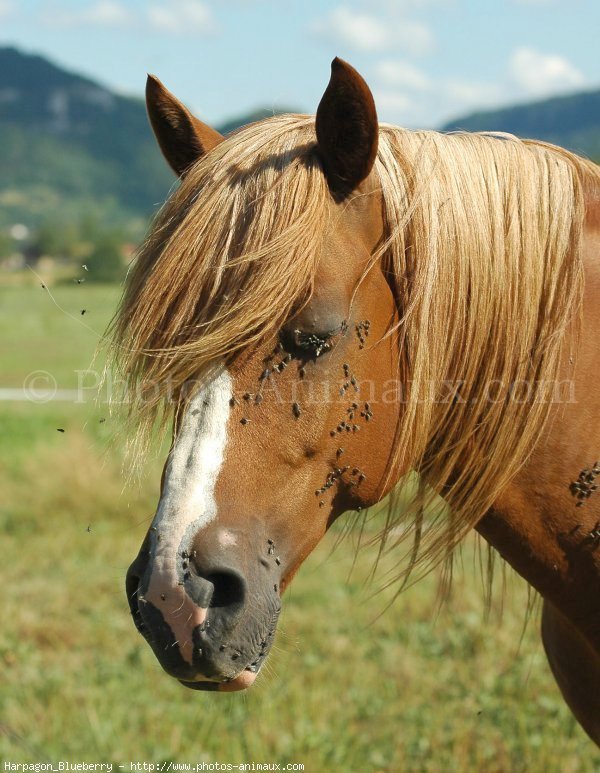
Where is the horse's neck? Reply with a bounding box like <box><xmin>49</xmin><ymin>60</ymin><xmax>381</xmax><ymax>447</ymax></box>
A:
<box><xmin>476</xmin><ymin>198</ymin><xmax>600</xmax><ymax>648</ymax></box>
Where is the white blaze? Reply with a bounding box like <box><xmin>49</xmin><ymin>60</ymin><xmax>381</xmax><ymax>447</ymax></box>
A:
<box><xmin>143</xmin><ymin>368</ymin><xmax>232</xmax><ymax>663</ymax></box>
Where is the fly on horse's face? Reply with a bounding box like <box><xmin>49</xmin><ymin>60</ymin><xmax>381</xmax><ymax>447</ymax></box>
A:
<box><xmin>126</xmin><ymin>59</ymin><xmax>402</xmax><ymax>690</ymax></box>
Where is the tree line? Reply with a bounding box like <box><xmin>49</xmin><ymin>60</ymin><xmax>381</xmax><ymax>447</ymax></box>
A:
<box><xmin>0</xmin><ymin>214</ymin><xmax>131</xmax><ymax>282</ymax></box>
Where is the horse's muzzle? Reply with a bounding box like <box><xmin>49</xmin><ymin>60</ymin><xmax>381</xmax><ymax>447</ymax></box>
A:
<box><xmin>125</xmin><ymin>528</ymin><xmax>281</xmax><ymax>690</ymax></box>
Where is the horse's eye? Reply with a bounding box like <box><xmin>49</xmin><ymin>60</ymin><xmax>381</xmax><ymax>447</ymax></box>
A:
<box><xmin>292</xmin><ymin>329</ymin><xmax>332</xmax><ymax>357</ymax></box>
<box><xmin>280</xmin><ymin>321</ymin><xmax>347</xmax><ymax>359</ymax></box>
<box><xmin>278</xmin><ymin>329</ymin><xmax>331</xmax><ymax>359</ymax></box>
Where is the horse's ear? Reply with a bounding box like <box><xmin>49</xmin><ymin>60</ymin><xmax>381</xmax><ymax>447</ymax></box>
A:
<box><xmin>146</xmin><ymin>74</ymin><xmax>224</xmax><ymax>177</ymax></box>
<box><xmin>315</xmin><ymin>58</ymin><xmax>379</xmax><ymax>199</ymax></box>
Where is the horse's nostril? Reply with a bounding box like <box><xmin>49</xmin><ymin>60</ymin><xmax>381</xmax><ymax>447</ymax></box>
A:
<box><xmin>204</xmin><ymin>570</ymin><xmax>246</xmax><ymax>611</ymax></box>
<box><xmin>185</xmin><ymin>572</ymin><xmax>214</xmax><ymax>608</ymax></box>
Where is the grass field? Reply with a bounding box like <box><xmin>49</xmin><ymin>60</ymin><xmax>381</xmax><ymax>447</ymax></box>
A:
<box><xmin>0</xmin><ymin>281</ymin><xmax>599</xmax><ymax>772</ymax></box>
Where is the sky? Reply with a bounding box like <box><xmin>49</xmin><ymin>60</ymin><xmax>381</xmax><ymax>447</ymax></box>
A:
<box><xmin>0</xmin><ymin>0</ymin><xmax>598</xmax><ymax>129</ymax></box>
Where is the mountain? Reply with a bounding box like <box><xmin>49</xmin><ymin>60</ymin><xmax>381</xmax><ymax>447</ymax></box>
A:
<box><xmin>441</xmin><ymin>89</ymin><xmax>600</xmax><ymax>161</ymax></box>
<box><xmin>0</xmin><ymin>47</ymin><xmax>297</xmax><ymax>231</ymax></box>
<box><xmin>4</xmin><ymin>46</ymin><xmax>600</xmax><ymax>236</ymax></box>
<box><xmin>218</xmin><ymin>107</ymin><xmax>301</xmax><ymax>136</ymax></box>
<box><xmin>0</xmin><ymin>47</ymin><xmax>173</xmax><ymax>228</ymax></box>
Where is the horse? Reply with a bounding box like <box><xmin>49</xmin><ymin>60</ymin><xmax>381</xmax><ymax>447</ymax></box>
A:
<box><xmin>115</xmin><ymin>58</ymin><xmax>600</xmax><ymax>746</ymax></box>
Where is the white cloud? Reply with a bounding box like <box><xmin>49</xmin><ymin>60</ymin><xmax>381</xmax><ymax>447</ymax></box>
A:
<box><xmin>509</xmin><ymin>46</ymin><xmax>585</xmax><ymax>97</ymax></box>
<box><xmin>39</xmin><ymin>0</ymin><xmax>214</xmax><ymax>34</ymax></box>
<box><xmin>374</xmin><ymin>81</ymin><xmax>503</xmax><ymax>127</ymax></box>
<box><xmin>147</xmin><ymin>0</ymin><xmax>215</xmax><ymax>35</ymax></box>
<box><xmin>85</xmin><ymin>1</ymin><xmax>131</xmax><ymax>26</ymax></box>
<box><xmin>366</xmin><ymin>0</ymin><xmax>451</xmax><ymax>9</ymax></box>
<box><xmin>312</xmin><ymin>6</ymin><xmax>433</xmax><ymax>56</ymax></box>
<box><xmin>373</xmin><ymin>90</ymin><xmax>414</xmax><ymax>122</ymax></box>
<box><xmin>312</xmin><ymin>8</ymin><xmax>389</xmax><ymax>52</ymax></box>
<box><xmin>444</xmin><ymin>79</ymin><xmax>503</xmax><ymax>108</ymax></box>
<box><xmin>0</xmin><ymin>0</ymin><xmax>15</xmax><ymax>21</ymax></box>
<box><xmin>371</xmin><ymin>45</ymin><xmax>586</xmax><ymax>128</ymax></box>
<box><xmin>41</xmin><ymin>1</ymin><xmax>131</xmax><ymax>28</ymax></box>
<box><xmin>376</xmin><ymin>60</ymin><xmax>431</xmax><ymax>91</ymax></box>
<box><xmin>371</xmin><ymin>58</ymin><xmax>505</xmax><ymax>127</ymax></box>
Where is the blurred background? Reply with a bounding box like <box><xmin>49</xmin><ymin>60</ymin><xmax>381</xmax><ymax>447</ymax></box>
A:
<box><xmin>1</xmin><ymin>1</ymin><xmax>600</xmax><ymax>769</ymax></box>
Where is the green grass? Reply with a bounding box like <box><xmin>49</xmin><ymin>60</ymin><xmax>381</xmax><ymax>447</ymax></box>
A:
<box><xmin>0</xmin><ymin>284</ymin><xmax>598</xmax><ymax>771</ymax></box>
<box><xmin>0</xmin><ymin>278</ymin><xmax>118</xmax><ymax>386</ymax></box>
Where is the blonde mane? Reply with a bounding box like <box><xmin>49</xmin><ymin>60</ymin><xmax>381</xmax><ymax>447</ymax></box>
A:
<box><xmin>111</xmin><ymin>113</ymin><xmax>599</xmax><ymax>575</ymax></box>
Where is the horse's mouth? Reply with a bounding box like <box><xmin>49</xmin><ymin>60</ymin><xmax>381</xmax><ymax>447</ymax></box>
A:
<box><xmin>179</xmin><ymin>668</ymin><xmax>258</xmax><ymax>692</ymax></box>
<box><xmin>126</xmin><ymin>541</ymin><xmax>282</xmax><ymax>690</ymax></box>
<box><xmin>174</xmin><ymin>626</ymin><xmax>275</xmax><ymax>692</ymax></box>
<box><xmin>127</xmin><ymin>564</ymin><xmax>281</xmax><ymax>689</ymax></box>
<box><xmin>130</xmin><ymin>594</ymin><xmax>275</xmax><ymax>688</ymax></box>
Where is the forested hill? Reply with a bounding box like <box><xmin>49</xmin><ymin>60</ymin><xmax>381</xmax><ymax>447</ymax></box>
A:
<box><xmin>0</xmin><ymin>47</ymin><xmax>296</xmax><ymax>229</ymax></box>
<box><xmin>0</xmin><ymin>46</ymin><xmax>173</xmax><ymax>225</ymax></box>
<box><xmin>2</xmin><ymin>45</ymin><xmax>599</xmax><ymax>231</ymax></box>
<box><xmin>442</xmin><ymin>88</ymin><xmax>600</xmax><ymax>161</ymax></box>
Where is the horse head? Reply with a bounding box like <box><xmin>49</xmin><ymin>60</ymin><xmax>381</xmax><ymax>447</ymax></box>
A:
<box><xmin>114</xmin><ymin>55</ymin><xmax>600</xmax><ymax>750</ymax></box>
<box><xmin>123</xmin><ymin>60</ymin><xmax>402</xmax><ymax>690</ymax></box>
